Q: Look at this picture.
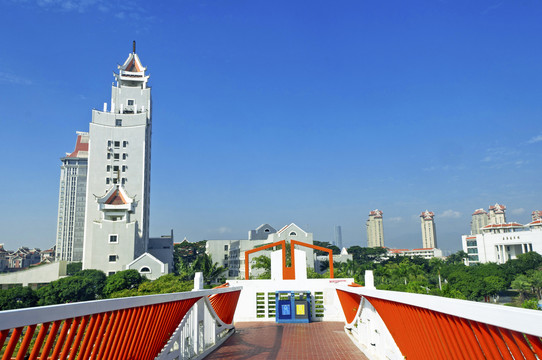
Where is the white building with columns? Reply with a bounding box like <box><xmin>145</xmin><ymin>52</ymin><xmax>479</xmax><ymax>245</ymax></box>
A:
<box><xmin>462</xmin><ymin>206</ymin><xmax>542</xmax><ymax>265</ymax></box>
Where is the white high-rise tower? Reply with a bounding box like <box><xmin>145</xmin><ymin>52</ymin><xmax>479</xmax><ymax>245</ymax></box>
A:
<box><xmin>420</xmin><ymin>210</ymin><xmax>437</xmax><ymax>248</ymax></box>
<box><xmin>82</xmin><ymin>46</ymin><xmax>152</xmax><ymax>274</ymax></box>
<box><xmin>366</xmin><ymin>210</ymin><xmax>384</xmax><ymax>247</ymax></box>
<box><xmin>55</xmin><ymin>132</ymin><xmax>89</xmax><ymax>261</ymax></box>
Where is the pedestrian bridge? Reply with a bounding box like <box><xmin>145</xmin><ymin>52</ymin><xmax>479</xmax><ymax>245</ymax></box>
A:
<box><xmin>1</xmin><ymin>273</ymin><xmax>541</xmax><ymax>359</ymax></box>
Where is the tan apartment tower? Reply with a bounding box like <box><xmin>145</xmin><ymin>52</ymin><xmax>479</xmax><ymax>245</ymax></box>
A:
<box><xmin>488</xmin><ymin>203</ymin><xmax>506</xmax><ymax>225</ymax></box>
<box><xmin>366</xmin><ymin>209</ymin><xmax>384</xmax><ymax>247</ymax></box>
<box><xmin>420</xmin><ymin>210</ymin><xmax>437</xmax><ymax>248</ymax></box>
<box><xmin>471</xmin><ymin>208</ymin><xmax>488</xmax><ymax>235</ymax></box>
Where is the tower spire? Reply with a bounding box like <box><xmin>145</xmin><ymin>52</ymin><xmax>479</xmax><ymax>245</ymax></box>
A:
<box><xmin>133</xmin><ymin>40</ymin><xmax>136</xmax><ymax>53</ymax></box>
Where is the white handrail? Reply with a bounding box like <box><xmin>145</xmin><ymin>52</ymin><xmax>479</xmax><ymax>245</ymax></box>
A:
<box><xmin>338</xmin><ymin>285</ymin><xmax>542</xmax><ymax>337</ymax></box>
<box><xmin>0</xmin><ymin>286</ymin><xmax>242</xmax><ymax>331</ymax></box>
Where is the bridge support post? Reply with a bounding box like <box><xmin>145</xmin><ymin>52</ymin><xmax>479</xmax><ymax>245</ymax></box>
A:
<box><xmin>365</xmin><ymin>270</ymin><xmax>375</xmax><ymax>289</ymax></box>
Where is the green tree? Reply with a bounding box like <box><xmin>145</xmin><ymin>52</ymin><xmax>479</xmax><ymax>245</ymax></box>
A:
<box><xmin>103</xmin><ymin>270</ymin><xmax>145</xmax><ymax>298</ymax></box>
<box><xmin>511</xmin><ymin>274</ymin><xmax>532</xmax><ymax>302</ymax></box>
<box><xmin>483</xmin><ymin>276</ymin><xmax>507</xmax><ymax>297</ymax></box>
<box><xmin>37</xmin><ymin>277</ymin><xmax>98</xmax><ymax>306</ymax></box>
<box><xmin>74</xmin><ymin>269</ymin><xmax>107</xmax><ymax>297</ymax></box>
<box><xmin>173</xmin><ymin>240</ymin><xmax>207</xmax><ymax>275</ymax></box>
<box><xmin>529</xmin><ymin>270</ymin><xmax>542</xmax><ymax>300</ymax></box>
<box><xmin>192</xmin><ymin>254</ymin><xmax>226</xmax><ymax>285</ymax></box>
<box><xmin>347</xmin><ymin>246</ymin><xmax>387</xmax><ymax>264</ymax></box>
<box><xmin>0</xmin><ymin>286</ymin><xmax>38</xmax><ymax>310</ymax></box>
<box><xmin>446</xmin><ymin>251</ymin><xmax>468</xmax><ymax>265</ymax></box>
<box><xmin>313</xmin><ymin>241</ymin><xmax>340</xmax><ymax>255</ymax></box>
<box><xmin>521</xmin><ymin>298</ymin><xmax>540</xmax><ymax>310</ymax></box>
<box><xmin>108</xmin><ymin>274</ymin><xmax>193</xmax><ymax>298</ymax></box>
<box><xmin>252</xmin><ymin>255</ymin><xmax>271</xmax><ymax>279</ymax></box>
<box><xmin>66</xmin><ymin>262</ymin><xmax>82</xmax><ymax>275</ymax></box>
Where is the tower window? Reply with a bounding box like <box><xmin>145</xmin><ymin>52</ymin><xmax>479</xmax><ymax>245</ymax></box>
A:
<box><xmin>114</xmin><ymin>141</ymin><xmax>120</xmax><ymax>148</ymax></box>
<box><xmin>107</xmin><ymin>165</ymin><xmax>111</xmax><ymax>171</ymax></box>
<box><xmin>107</xmin><ymin>153</ymin><xmax>111</xmax><ymax>160</ymax></box>
<box><xmin>121</xmin><ymin>178</ymin><xmax>126</xmax><ymax>185</ymax></box>
<box><xmin>106</xmin><ymin>178</ymin><xmax>110</xmax><ymax>185</ymax></box>
<box><xmin>127</xmin><ymin>99</ymin><xmax>134</xmax><ymax>106</ymax></box>
<box><xmin>123</xmin><ymin>153</ymin><xmax>127</xmax><ymax>160</ymax></box>
<box><xmin>140</xmin><ymin>266</ymin><xmax>151</xmax><ymax>273</ymax></box>
<box><xmin>116</xmin><ymin>119</ymin><xmax>122</xmax><ymax>127</ymax></box>
<box><xmin>122</xmin><ymin>165</ymin><xmax>127</xmax><ymax>172</ymax></box>
<box><xmin>108</xmin><ymin>140</ymin><xmax>112</xmax><ymax>147</ymax></box>
<box><xmin>289</xmin><ymin>231</ymin><xmax>297</xmax><ymax>236</ymax></box>
<box><xmin>113</xmin><ymin>165</ymin><xmax>119</xmax><ymax>172</ymax></box>
<box><xmin>108</xmin><ymin>255</ymin><xmax>117</xmax><ymax>262</ymax></box>
<box><xmin>123</xmin><ymin>141</ymin><xmax>128</xmax><ymax>147</ymax></box>
<box><xmin>113</xmin><ymin>178</ymin><xmax>118</xmax><ymax>184</ymax></box>
<box><xmin>109</xmin><ymin>235</ymin><xmax>118</xmax><ymax>243</ymax></box>
<box><xmin>114</xmin><ymin>153</ymin><xmax>120</xmax><ymax>160</ymax></box>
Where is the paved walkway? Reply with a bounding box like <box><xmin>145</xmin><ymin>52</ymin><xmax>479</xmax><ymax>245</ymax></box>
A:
<box><xmin>206</xmin><ymin>322</ymin><xmax>369</xmax><ymax>360</ymax></box>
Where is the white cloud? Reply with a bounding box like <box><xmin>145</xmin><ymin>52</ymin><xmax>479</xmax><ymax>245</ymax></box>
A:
<box><xmin>387</xmin><ymin>217</ymin><xmax>403</xmax><ymax>223</ymax></box>
<box><xmin>0</xmin><ymin>72</ymin><xmax>32</xmax><ymax>85</ymax></box>
<box><xmin>440</xmin><ymin>210</ymin><xmax>461</xmax><ymax>218</ymax></box>
<box><xmin>527</xmin><ymin>135</ymin><xmax>542</xmax><ymax>144</ymax></box>
<box><xmin>510</xmin><ymin>208</ymin><xmax>525</xmax><ymax>215</ymax></box>
<box><xmin>217</xmin><ymin>226</ymin><xmax>232</xmax><ymax>234</ymax></box>
<box><xmin>35</xmin><ymin>0</ymin><xmax>104</xmax><ymax>13</ymax></box>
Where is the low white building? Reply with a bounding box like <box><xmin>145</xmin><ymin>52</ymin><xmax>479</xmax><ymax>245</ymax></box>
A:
<box><xmin>462</xmin><ymin>220</ymin><xmax>542</xmax><ymax>265</ymax></box>
<box><xmin>206</xmin><ymin>223</ymin><xmax>316</xmax><ymax>279</ymax></box>
<box><xmin>387</xmin><ymin>248</ymin><xmax>443</xmax><ymax>260</ymax></box>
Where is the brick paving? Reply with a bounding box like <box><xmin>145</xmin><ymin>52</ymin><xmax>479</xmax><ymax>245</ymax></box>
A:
<box><xmin>206</xmin><ymin>321</ymin><xmax>369</xmax><ymax>360</ymax></box>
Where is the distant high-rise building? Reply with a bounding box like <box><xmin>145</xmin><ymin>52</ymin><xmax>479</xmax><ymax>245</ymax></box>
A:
<box><xmin>366</xmin><ymin>210</ymin><xmax>384</xmax><ymax>247</ymax></box>
<box><xmin>488</xmin><ymin>203</ymin><xmax>506</xmax><ymax>225</ymax></box>
<box><xmin>471</xmin><ymin>208</ymin><xmax>488</xmax><ymax>235</ymax></box>
<box><xmin>55</xmin><ymin>132</ymin><xmax>89</xmax><ymax>261</ymax></box>
<box><xmin>334</xmin><ymin>225</ymin><xmax>343</xmax><ymax>249</ymax></box>
<box><xmin>532</xmin><ymin>210</ymin><xmax>542</xmax><ymax>222</ymax></box>
<box><xmin>83</xmin><ymin>49</ymin><xmax>153</xmax><ymax>274</ymax></box>
<box><xmin>420</xmin><ymin>210</ymin><xmax>437</xmax><ymax>248</ymax></box>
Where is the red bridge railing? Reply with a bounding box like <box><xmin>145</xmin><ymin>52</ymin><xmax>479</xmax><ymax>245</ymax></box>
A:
<box><xmin>0</xmin><ymin>286</ymin><xmax>241</xmax><ymax>360</ymax></box>
<box><xmin>337</xmin><ymin>284</ymin><xmax>542</xmax><ymax>360</ymax></box>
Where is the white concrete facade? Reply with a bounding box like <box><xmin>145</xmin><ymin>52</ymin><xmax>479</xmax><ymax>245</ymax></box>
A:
<box><xmin>82</xmin><ymin>51</ymin><xmax>159</xmax><ymax>276</ymax></box>
<box><xmin>366</xmin><ymin>209</ymin><xmax>384</xmax><ymax>247</ymax></box>
<box><xmin>228</xmin><ymin>278</ymin><xmax>355</xmax><ymax>322</ymax></box>
<box><xmin>0</xmin><ymin>261</ymin><xmax>68</xmax><ymax>289</ymax></box>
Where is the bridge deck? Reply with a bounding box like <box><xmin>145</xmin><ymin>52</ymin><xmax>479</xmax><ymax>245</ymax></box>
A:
<box><xmin>206</xmin><ymin>321</ymin><xmax>369</xmax><ymax>360</ymax></box>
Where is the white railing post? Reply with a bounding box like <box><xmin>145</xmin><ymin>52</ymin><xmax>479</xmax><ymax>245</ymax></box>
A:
<box><xmin>365</xmin><ymin>270</ymin><xmax>375</xmax><ymax>289</ymax></box>
<box><xmin>194</xmin><ymin>272</ymin><xmax>204</xmax><ymax>290</ymax></box>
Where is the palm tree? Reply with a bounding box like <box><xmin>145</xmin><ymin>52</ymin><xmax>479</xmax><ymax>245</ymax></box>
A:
<box><xmin>192</xmin><ymin>254</ymin><xmax>227</xmax><ymax>285</ymax></box>
<box><xmin>511</xmin><ymin>274</ymin><xmax>532</xmax><ymax>302</ymax></box>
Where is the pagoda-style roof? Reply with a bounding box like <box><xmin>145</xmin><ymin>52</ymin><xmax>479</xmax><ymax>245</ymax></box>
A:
<box><xmin>96</xmin><ymin>185</ymin><xmax>135</xmax><ymax>213</ymax></box>
<box><xmin>67</xmin><ymin>132</ymin><xmax>89</xmax><ymax>158</ymax></box>
<box><xmin>106</xmin><ymin>189</ymin><xmax>127</xmax><ymax>205</ymax></box>
<box><xmin>114</xmin><ymin>52</ymin><xmax>149</xmax><ymax>87</ymax></box>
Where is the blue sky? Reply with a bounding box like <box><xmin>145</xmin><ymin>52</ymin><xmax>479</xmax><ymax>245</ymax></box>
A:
<box><xmin>1</xmin><ymin>0</ymin><xmax>541</xmax><ymax>253</ymax></box>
